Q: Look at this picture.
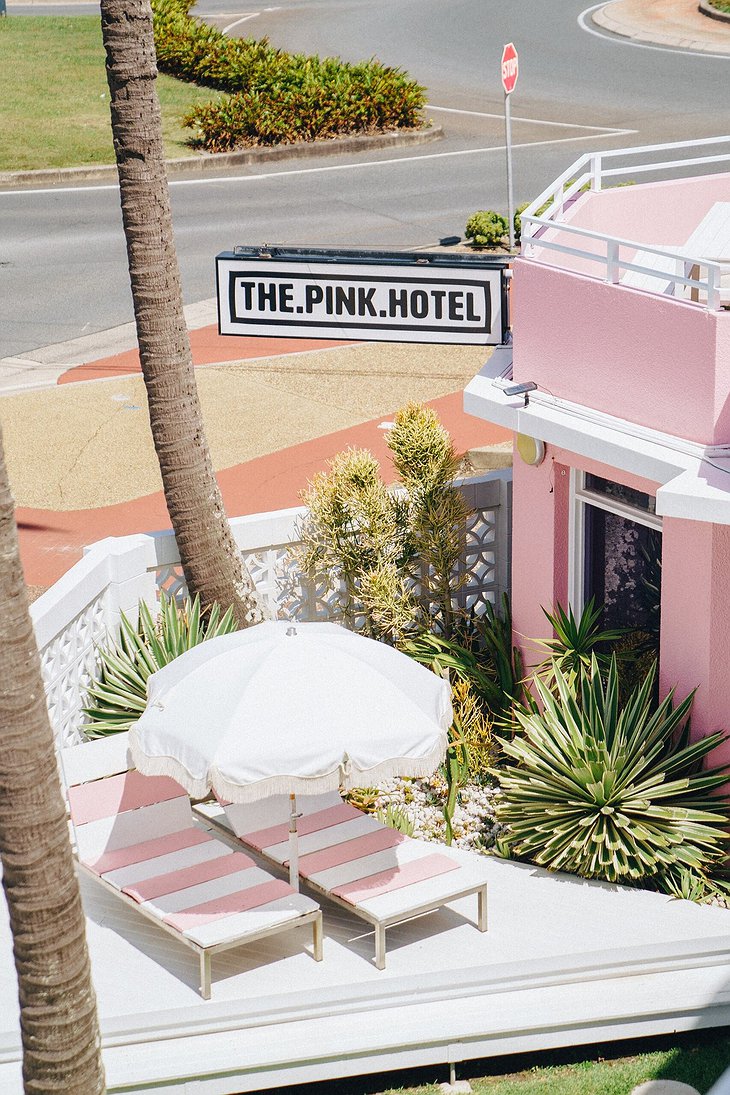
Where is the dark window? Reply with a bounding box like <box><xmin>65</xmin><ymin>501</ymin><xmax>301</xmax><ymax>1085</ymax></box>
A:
<box><xmin>584</xmin><ymin>473</ymin><xmax>656</xmax><ymax>516</ymax></box>
<box><xmin>584</xmin><ymin>506</ymin><xmax>661</xmax><ymax>634</ymax></box>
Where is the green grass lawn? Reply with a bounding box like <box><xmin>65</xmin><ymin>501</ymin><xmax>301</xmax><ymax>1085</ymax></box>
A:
<box><xmin>380</xmin><ymin>1031</ymin><xmax>730</xmax><ymax>1095</ymax></box>
<box><xmin>0</xmin><ymin>15</ymin><xmax>221</xmax><ymax>171</ymax></box>
<box><xmin>275</xmin><ymin>1029</ymin><xmax>730</xmax><ymax>1095</ymax></box>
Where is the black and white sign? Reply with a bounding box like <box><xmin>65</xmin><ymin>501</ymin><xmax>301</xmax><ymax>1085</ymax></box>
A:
<box><xmin>216</xmin><ymin>250</ymin><xmax>507</xmax><ymax>345</ymax></box>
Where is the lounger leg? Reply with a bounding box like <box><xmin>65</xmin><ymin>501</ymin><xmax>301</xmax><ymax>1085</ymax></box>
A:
<box><xmin>312</xmin><ymin>913</ymin><xmax>323</xmax><ymax>961</ymax></box>
<box><xmin>200</xmin><ymin>951</ymin><xmax>211</xmax><ymax>1000</ymax></box>
<box><xmin>477</xmin><ymin>885</ymin><xmax>488</xmax><ymax>932</ymax></box>
<box><xmin>375</xmin><ymin>924</ymin><xmax>386</xmax><ymax>970</ymax></box>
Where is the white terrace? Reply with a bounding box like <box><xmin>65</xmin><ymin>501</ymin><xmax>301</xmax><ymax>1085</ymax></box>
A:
<box><xmin>1</xmin><ymin>472</ymin><xmax>728</xmax><ymax>1091</ymax></box>
<box><xmin>1</xmin><ymin>820</ymin><xmax>728</xmax><ymax>1093</ymax></box>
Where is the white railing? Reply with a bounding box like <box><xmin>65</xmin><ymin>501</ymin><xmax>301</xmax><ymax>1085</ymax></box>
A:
<box><xmin>520</xmin><ymin>135</ymin><xmax>730</xmax><ymax>311</ymax></box>
<box><xmin>32</xmin><ymin>472</ymin><xmax>512</xmax><ymax>747</ymax></box>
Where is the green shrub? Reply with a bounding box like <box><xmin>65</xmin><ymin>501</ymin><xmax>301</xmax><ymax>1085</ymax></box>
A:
<box><xmin>514</xmin><ymin>201</ymin><xmax>530</xmax><ymax>242</ymax></box>
<box><xmin>152</xmin><ymin>0</ymin><xmax>426</xmax><ymax>151</ymax></box>
<box><xmin>464</xmin><ymin>210</ymin><xmax>508</xmax><ymax>248</ymax></box>
<box><xmin>535</xmin><ymin>597</ymin><xmax>627</xmax><ymax>691</ymax></box>
<box><xmin>82</xmin><ymin>592</ymin><xmax>236</xmax><ymax>737</ymax></box>
<box><xmin>494</xmin><ymin>656</ymin><xmax>730</xmax><ymax>885</ymax></box>
<box><xmin>375</xmin><ymin>802</ymin><xmax>415</xmax><ymax>837</ymax></box>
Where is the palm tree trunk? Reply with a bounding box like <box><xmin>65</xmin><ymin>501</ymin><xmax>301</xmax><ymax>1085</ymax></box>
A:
<box><xmin>0</xmin><ymin>425</ymin><xmax>105</xmax><ymax>1095</ymax></box>
<box><xmin>100</xmin><ymin>0</ymin><xmax>265</xmax><ymax>629</ymax></box>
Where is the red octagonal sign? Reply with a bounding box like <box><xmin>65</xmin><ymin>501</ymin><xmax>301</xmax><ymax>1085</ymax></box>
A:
<box><xmin>501</xmin><ymin>42</ymin><xmax>518</xmax><ymax>95</ymax></box>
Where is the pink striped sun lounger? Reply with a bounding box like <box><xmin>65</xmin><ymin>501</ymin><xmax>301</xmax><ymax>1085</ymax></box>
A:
<box><xmin>61</xmin><ymin>739</ymin><xmax>322</xmax><ymax>999</ymax></box>
<box><xmin>196</xmin><ymin>792</ymin><xmax>488</xmax><ymax>970</ymax></box>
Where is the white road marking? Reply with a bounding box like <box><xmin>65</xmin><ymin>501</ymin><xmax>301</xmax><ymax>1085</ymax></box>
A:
<box><xmin>578</xmin><ymin>3</ymin><xmax>730</xmax><ymax>59</ymax></box>
<box><xmin>221</xmin><ymin>12</ymin><xmax>261</xmax><ymax>34</ymax></box>
<box><xmin>427</xmin><ymin>104</ymin><xmax>632</xmax><ymax>132</ymax></box>
<box><xmin>0</xmin><ymin>130</ymin><xmax>637</xmax><ymax>198</ymax></box>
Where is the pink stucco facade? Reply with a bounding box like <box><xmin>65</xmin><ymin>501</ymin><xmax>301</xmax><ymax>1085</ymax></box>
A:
<box><xmin>512</xmin><ymin>262</ymin><xmax>726</xmax><ymax>445</ymax></box>
<box><xmin>474</xmin><ymin>168</ymin><xmax>730</xmax><ymax>764</ymax></box>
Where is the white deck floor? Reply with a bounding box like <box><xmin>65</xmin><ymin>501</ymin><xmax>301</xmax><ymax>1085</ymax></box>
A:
<box><xmin>0</xmin><ymin>840</ymin><xmax>728</xmax><ymax>1094</ymax></box>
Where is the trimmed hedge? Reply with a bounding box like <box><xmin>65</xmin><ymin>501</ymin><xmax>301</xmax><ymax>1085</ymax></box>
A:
<box><xmin>152</xmin><ymin>0</ymin><xmax>427</xmax><ymax>151</ymax></box>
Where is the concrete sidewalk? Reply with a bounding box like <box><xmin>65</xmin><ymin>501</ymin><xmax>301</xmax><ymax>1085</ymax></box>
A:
<box><xmin>593</xmin><ymin>0</ymin><xmax>730</xmax><ymax>52</ymax></box>
<box><xmin>0</xmin><ymin>323</ymin><xmax>509</xmax><ymax>592</ymax></box>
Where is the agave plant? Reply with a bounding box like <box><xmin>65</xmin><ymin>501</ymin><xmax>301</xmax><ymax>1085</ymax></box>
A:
<box><xmin>495</xmin><ymin>656</ymin><xmax>729</xmax><ymax>884</ymax></box>
<box><xmin>82</xmin><ymin>592</ymin><xmax>236</xmax><ymax>737</ymax></box>
<box><xmin>401</xmin><ymin>595</ymin><xmax>524</xmax><ymax>723</ymax></box>
<box><xmin>535</xmin><ymin>597</ymin><xmax>628</xmax><ymax>689</ymax></box>
<box><xmin>375</xmin><ymin>803</ymin><xmax>415</xmax><ymax>838</ymax></box>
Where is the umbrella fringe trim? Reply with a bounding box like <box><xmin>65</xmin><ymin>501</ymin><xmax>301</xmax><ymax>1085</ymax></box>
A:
<box><xmin>128</xmin><ymin>729</ymin><xmax>448</xmax><ymax>804</ymax></box>
<box><xmin>129</xmin><ymin>732</ymin><xmax>213</xmax><ymax>800</ymax></box>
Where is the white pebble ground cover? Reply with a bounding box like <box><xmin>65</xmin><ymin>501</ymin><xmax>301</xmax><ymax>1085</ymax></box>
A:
<box><xmin>373</xmin><ymin>775</ymin><xmax>504</xmax><ymax>852</ymax></box>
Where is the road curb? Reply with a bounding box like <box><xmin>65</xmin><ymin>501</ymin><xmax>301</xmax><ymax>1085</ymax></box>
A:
<box><xmin>591</xmin><ymin>0</ymin><xmax>730</xmax><ymax>52</ymax></box>
<box><xmin>0</xmin><ymin>124</ymin><xmax>444</xmax><ymax>190</ymax></box>
<box><xmin>699</xmin><ymin>0</ymin><xmax>730</xmax><ymax>23</ymax></box>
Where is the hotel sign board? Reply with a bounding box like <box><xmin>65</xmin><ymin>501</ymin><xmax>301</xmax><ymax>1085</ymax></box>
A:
<box><xmin>216</xmin><ymin>248</ymin><xmax>508</xmax><ymax>345</ymax></box>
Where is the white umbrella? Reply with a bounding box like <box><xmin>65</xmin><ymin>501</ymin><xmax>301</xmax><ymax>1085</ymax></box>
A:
<box><xmin>129</xmin><ymin>621</ymin><xmax>452</xmax><ymax>887</ymax></box>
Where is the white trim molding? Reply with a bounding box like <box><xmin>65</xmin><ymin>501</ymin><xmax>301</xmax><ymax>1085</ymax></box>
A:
<box><xmin>464</xmin><ymin>363</ymin><xmax>730</xmax><ymax>525</ymax></box>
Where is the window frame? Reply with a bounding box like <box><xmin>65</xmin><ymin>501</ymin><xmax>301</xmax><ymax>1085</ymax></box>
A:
<box><xmin>568</xmin><ymin>469</ymin><xmax>663</xmax><ymax>614</ymax></box>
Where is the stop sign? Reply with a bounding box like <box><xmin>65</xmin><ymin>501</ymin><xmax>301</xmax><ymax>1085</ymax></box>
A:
<box><xmin>501</xmin><ymin>43</ymin><xmax>518</xmax><ymax>95</ymax></box>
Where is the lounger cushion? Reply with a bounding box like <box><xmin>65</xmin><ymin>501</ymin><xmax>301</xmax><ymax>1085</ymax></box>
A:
<box><xmin>85</xmin><ymin>826</ymin><xmax>213</xmax><ymax>877</ymax></box>
<box><xmin>66</xmin><ymin>763</ymin><xmax>321</xmax><ymax>988</ymax></box>
<box><xmin>223</xmin><ymin>793</ymin><xmax>488</xmax><ymax>924</ymax></box>
<box><xmin>68</xmin><ymin>769</ymin><xmax>186</xmax><ymax>824</ymax></box>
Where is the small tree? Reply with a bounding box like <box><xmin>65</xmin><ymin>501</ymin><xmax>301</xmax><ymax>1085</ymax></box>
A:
<box><xmin>297</xmin><ymin>402</ymin><xmax>469</xmax><ymax>642</ymax></box>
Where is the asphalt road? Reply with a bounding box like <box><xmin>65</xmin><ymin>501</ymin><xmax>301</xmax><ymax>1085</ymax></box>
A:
<box><xmin>1</xmin><ymin>0</ymin><xmax>729</xmax><ymax>361</ymax></box>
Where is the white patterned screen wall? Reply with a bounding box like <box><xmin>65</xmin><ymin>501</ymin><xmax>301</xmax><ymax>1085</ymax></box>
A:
<box><xmin>152</xmin><ymin>473</ymin><xmax>512</xmax><ymax>624</ymax></box>
<box><xmin>39</xmin><ymin>591</ymin><xmax>110</xmax><ymax>747</ymax></box>
<box><xmin>33</xmin><ymin>473</ymin><xmax>511</xmax><ymax>744</ymax></box>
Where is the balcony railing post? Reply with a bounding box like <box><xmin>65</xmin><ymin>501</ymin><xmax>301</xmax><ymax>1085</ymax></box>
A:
<box><xmin>708</xmin><ymin>264</ymin><xmax>721</xmax><ymax>312</ymax></box>
<box><xmin>606</xmin><ymin>240</ymin><xmax>620</xmax><ymax>284</ymax></box>
<box><xmin>590</xmin><ymin>155</ymin><xmax>603</xmax><ymax>192</ymax></box>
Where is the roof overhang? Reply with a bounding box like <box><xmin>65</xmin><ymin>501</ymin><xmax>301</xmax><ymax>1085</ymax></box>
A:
<box><xmin>464</xmin><ymin>356</ymin><xmax>730</xmax><ymax>525</ymax></box>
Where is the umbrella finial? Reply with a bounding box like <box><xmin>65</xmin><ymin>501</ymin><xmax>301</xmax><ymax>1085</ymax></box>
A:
<box><xmin>286</xmin><ymin>626</ymin><xmax>297</xmax><ymax>636</ymax></box>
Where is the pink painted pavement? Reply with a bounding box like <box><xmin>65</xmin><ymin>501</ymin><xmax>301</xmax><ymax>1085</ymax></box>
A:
<box><xmin>18</xmin><ymin>331</ymin><xmax>509</xmax><ymax>589</ymax></box>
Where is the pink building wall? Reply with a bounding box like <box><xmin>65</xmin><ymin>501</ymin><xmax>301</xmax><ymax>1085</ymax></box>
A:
<box><xmin>504</xmin><ymin>170</ymin><xmax>730</xmax><ymax>761</ymax></box>
<box><xmin>558</xmin><ymin>175</ymin><xmax>730</xmax><ymax>248</ymax></box>
<box><xmin>512</xmin><ymin>261</ymin><xmax>724</xmax><ymax>444</ymax></box>
<box><xmin>660</xmin><ymin>518</ymin><xmax>730</xmax><ymax>766</ymax></box>
<box><xmin>511</xmin><ymin>447</ymin><xmax>730</xmax><ymax>765</ymax></box>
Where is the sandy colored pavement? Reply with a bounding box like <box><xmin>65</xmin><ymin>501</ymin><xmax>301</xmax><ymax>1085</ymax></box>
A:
<box><xmin>594</xmin><ymin>0</ymin><xmax>730</xmax><ymax>51</ymax></box>
<box><xmin>1</xmin><ymin>342</ymin><xmax>489</xmax><ymax>511</ymax></box>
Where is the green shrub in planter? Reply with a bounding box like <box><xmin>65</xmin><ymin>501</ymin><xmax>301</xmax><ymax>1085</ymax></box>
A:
<box><xmin>82</xmin><ymin>592</ymin><xmax>236</xmax><ymax>737</ymax></box>
<box><xmin>464</xmin><ymin>210</ymin><xmax>509</xmax><ymax>248</ymax></box>
<box><xmin>152</xmin><ymin>0</ymin><xmax>426</xmax><ymax>151</ymax></box>
<box><xmin>495</xmin><ymin>656</ymin><xmax>730</xmax><ymax>884</ymax></box>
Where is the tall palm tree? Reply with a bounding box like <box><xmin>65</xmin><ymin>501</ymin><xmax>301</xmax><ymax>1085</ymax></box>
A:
<box><xmin>99</xmin><ymin>0</ymin><xmax>265</xmax><ymax>629</ymax></box>
<box><xmin>0</xmin><ymin>425</ymin><xmax>106</xmax><ymax>1094</ymax></box>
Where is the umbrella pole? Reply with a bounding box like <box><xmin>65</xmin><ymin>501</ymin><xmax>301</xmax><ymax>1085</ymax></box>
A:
<box><xmin>288</xmin><ymin>793</ymin><xmax>300</xmax><ymax>891</ymax></box>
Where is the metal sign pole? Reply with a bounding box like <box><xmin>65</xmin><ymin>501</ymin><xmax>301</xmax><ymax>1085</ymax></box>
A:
<box><xmin>505</xmin><ymin>90</ymin><xmax>515</xmax><ymax>252</ymax></box>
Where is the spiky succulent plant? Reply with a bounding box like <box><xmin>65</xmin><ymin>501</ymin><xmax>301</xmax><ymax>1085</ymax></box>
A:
<box><xmin>495</xmin><ymin>656</ymin><xmax>729</xmax><ymax>884</ymax></box>
<box><xmin>82</xmin><ymin>592</ymin><xmax>236</xmax><ymax>737</ymax></box>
